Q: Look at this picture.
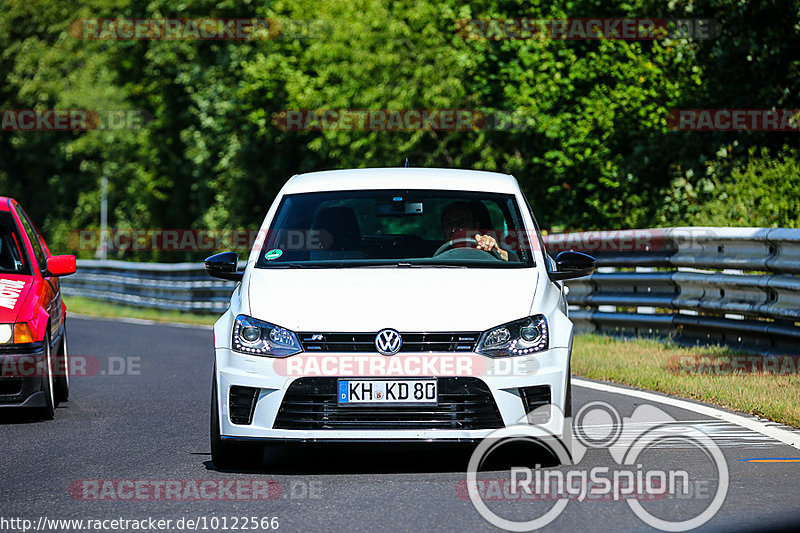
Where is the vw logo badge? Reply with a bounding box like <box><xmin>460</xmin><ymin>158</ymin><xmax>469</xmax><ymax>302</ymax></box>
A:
<box><xmin>375</xmin><ymin>328</ymin><xmax>402</xmax><ymax>356</ymax></box>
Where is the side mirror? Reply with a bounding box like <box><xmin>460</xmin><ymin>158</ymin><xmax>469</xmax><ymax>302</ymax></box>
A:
<box><xmin>204</xmin><ymin>252</ymin><xmax>243</xmax><ymax>282</ymax></box>
<box><xmin>548</xmin><ymin>251</ymin><xmax>595</xmax><ymax>281</ymax></box>
<box><xmin>46</xmin><ymin>255</ymin><xmax>76</xmax><ymax>277</ymax></box>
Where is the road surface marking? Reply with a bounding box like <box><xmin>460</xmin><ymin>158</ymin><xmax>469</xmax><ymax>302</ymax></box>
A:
<box><xmin>574</xmin><ymin>378</ymin><xmax>800</xmax><ymax>450</ymax></box>
<box><xmin>740</xmin><ymin>458</ymin><xmax>800</xmax><ymax>463</ymax></box>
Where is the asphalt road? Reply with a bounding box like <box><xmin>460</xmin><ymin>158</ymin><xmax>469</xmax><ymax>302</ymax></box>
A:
<box><xmin>1</xmin><ymin>317</ymin><xmax>799</xmax><ymax>532</ymax></box>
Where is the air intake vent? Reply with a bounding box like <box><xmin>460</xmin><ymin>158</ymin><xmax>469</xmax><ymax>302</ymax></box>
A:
<box><xmin>229</xmin><ymin>386</ymin><xmax>259</xmax><ymax>425</ymax></box>
<box><xmin>274</xmin><ymin>377</ymin><xmax>503</xmax><ymax>430</ymax></box>
<box><xmin>0</xmin><ymin>378</ymin><xmax>23</xmax><ymax>397</ymax></box>
<box><xmin>519</xmin><ymin>385</ymin><xmax>551</xmax><ymax>424</ymax></box>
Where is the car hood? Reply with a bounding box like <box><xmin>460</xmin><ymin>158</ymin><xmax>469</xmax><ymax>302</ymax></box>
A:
<box><xmin>0</xmin><ymin>274</ymin><xmax>33</xmax><ymax>323</ymax></box>
<box><xmin>247</xmin><ymin>267</ymin><xmax>538</xmax><ymax>332</ymax></box>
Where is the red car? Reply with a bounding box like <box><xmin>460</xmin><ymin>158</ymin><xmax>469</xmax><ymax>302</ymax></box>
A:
<box><xmin>0</xmin><ymin>197</ymin><xmax>75</xmax><ymax>419</ymax></box>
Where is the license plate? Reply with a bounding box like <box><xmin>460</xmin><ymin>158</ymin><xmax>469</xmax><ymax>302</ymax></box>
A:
<box><xmin>337</xmin><ymin>379</ymin><xmax>437</xmax><ymax>406</ymax></box>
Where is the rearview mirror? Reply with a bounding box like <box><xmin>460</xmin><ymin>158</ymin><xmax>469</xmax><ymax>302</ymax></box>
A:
<box><xmin>548</xmin><ymin>251</ymin><xmax>595</xmax><ymax>281</ymax></box>
<box><xmin>204</xmin><ymin>252</ymin><xmax>243</xmax><ymax>282</ymax></box>
<box><xmin>375</xmin><ymin>200</ymin><xmax>423</xmax><ymax>216</ymax></box>
<box><xmin>46</xmin><ymin>255</ymin><xmax>76</xmax><ymax>277</ymax></box>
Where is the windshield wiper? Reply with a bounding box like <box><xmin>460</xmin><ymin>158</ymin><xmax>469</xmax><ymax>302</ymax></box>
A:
<box><xmin>347</xmin><ymin>262</ymin><xmax>416</xmax><ymax>268</ymax></box>
<box><xmin>266</xmin><ymin>261</ymin><xmax>471</xmax><ymax>268</ymax></box>
<box><xmin>360</xmin><ymin>262</ymin><xmax>467</xmax><ymax>268</ymax></box>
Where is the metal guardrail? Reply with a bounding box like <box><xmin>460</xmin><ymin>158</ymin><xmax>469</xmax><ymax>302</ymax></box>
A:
<box><xmin>61</xmin><ymin>227</ymin><xmax>800</xmax><ymax>352</ymax></box>
<box><xmin>61</xmin><ymin>259</ymin><xmax>245</xmax><ymax>313</ymax></box>
<box><xmin>546</xmin><ymin>227</ymin><xmax>800</xmax><ymax>353</ymax></box>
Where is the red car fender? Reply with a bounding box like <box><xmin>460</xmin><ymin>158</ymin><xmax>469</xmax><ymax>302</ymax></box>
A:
<box><xmin>14</xmin><ymin>276</ymin><xmax>53</xmax><ymax>343</ymax></box>
<box><xmin>4</xmin><ymin>198</ymin><xmax>61</xmax><ymax>343</ymax></box>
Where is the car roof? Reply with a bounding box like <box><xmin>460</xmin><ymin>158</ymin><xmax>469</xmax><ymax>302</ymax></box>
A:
<box><xmin>0</xmin><ymin>197</ymin><xmax>11</xmax><ymax>212</ymax></box>
<box><xmin>281</xmin><ymin>168</ymin><xmax>520</xmax><ymax>195</ymax></box>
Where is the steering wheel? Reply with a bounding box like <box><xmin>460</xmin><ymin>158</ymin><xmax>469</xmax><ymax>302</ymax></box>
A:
<box><xmin>433</xmin><ymin>236</ymin><xmax>503</xmax><ymax>260</ymax></box>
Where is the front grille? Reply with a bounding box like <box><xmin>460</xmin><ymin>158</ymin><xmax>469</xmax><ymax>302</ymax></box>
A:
<box><xmin>274</xmin><ymin>377</ymin><xmax>504</xmax><ymax>430</ymax></box>
<box><xmin>519</xmin><ymin>385</ymin><xmax>551</xmax><ymax>424</ymax></box>
<box><xmin>298</xmin><ymin>332</ymin><xmax>480</xmax><ymax>352</ymax></box>
<box><xmin>0</xmin><ymin>342</ymin><xmax>44</xmax><ymax>355</ymax></box>
<box><xmin>229</xmin><ymin>386</ymin><xmax>259</xmax><ymax>425</ymax></box>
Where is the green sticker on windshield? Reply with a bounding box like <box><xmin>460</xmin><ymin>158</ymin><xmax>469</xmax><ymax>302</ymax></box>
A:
<box><xmin>265</xmin><ymin>249</ymin><xmax>283</xmax><ymax>260</ymax></box>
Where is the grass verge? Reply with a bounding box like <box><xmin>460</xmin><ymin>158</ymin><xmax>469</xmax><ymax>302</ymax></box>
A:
<box><xmin>573</xmin><ymin>333</ymin><xmax>800</xmax><ymax>428</ymax></box>
<box><xmin>65</xmin><ymin>296</ymin><xmax>217</xmax><ymax>326</ymax></box>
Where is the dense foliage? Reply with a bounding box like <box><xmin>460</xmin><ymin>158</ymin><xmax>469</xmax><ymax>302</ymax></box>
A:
<box><xmin>1</xmin><ymin>0</ymin><xmax>798</xmax><ymax>260</ymax></box>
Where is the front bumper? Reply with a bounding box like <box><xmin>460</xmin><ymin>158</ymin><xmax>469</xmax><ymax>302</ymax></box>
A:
<box><xmin>215</xmin><ymin>346</ymin><xmax>570</xmax><ymax>442</ymax></box>
<box><xmin>0</xmin><ymin>342</ymin><xmax>46</xmax><ymax>408</ymax></box>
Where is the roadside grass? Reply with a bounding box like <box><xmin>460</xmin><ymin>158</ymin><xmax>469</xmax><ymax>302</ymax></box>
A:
<box><xmin>572</xmin><ymin>333</ymin><xmax>800</xmax><ymax>428</ymax></box>
<box><xmin>65</xmin><ymin>296</ymin><xmax>218</xmax><ymax>326</ymax></box>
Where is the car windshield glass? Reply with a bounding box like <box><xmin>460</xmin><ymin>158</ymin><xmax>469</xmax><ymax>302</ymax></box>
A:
<box><xmin>0</xmin><ymin>212</ymin><xmax>30</xmax><ymax>275</ymax></box>
<box><xmin>256</xmin><ymin>189</ymin><xmax>536</xmax><ymax>268</ymax></box>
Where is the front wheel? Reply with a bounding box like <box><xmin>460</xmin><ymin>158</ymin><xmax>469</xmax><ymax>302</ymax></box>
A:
<box><xmin>54</xmin><ymin>327</ymin><xmax>69</xmax><ymax>403</ymax></box>
<box><xmin>38</xmin><ymin>331</ymin><xmax>55</xmax><ymax>420</ymax></box>
<box><xmin>210</xmin><ymin>373</ymin><xmax>263</xmax><ymax>470</ymax></box>
<box><xmin>564</xmin><ymin>372</ymin><xmax>572</xmax><ymax>419</ymax></box>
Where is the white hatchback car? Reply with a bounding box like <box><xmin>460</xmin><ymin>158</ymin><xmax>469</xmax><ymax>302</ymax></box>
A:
<box><xmin>206</xmin><ymin>168</ymin><xmax>594</xmax><ymax>468</ymax></box>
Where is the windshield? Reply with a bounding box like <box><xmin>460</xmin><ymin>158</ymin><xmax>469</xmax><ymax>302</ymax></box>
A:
<box><xmin>256</xmin><ymin>189</ymin><xmax>536</xmax><ymax>268</ymax></box>
<box><xmin>0</xmin><ymin>212</ymin><xmax>31</xmax><ymax>275</ymax></box>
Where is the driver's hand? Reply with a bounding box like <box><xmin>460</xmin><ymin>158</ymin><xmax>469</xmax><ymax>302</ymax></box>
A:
<box><xmin>474</xmin><ymin>234</ymin><xmax>509</xmax><ymax>261</ymax></box>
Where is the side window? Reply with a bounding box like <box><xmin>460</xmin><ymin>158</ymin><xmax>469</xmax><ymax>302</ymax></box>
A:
<box><xmin>0</xmin><ymin>213</ymin><xmax>30</xmax><ymax>274</ymax></box>
<box><xmin>521</xmin><ymin>194</ymin><xmax>546</xmax><ymax>266</ymax></box>
<box><xmin>16</xmin><ymin>207</ymin><xmax>47</xmax><ymax>273</ymax></box>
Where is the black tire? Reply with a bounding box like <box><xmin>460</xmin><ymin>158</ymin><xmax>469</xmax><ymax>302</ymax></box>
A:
<box><xmin>564</xmin><ymin>372</ymin><xmax>572</xmax><ymax>419</ymax></box>
<box><xmin>54</xmin><ymin>327</ymin><xmax>69</xmax><ymax>403</ymax></box>
<box><xmin>559</xmin><ymin>370</ymin><xmax>573</xmax><ymax>464</ymax></box>
<box><xmin>38</xmin><ymin>331</ymin><xmax>55</xmax><ymax>420</ymax></box>
<box><xmin>210</xmin><ymin>373</ymin><xmax>263</xmax><ymax>470</ymax></box>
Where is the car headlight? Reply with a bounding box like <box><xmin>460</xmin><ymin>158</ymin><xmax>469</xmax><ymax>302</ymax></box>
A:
<box><xmin>232</xmin><ymin>315</ymin><xmax>302</xmax><ymax>357</ymax></box>
<box><xmin>476</xmin><ymin>315</ymin><xmax>548</xmax><ymax>357</ymax></box>
<box><xmin>0</xmin><ymin>323</ymin><xmax>34</xmax><ymax>344</ymax></box>
<box><xmin>0</xmin><ymin>324</ymin><xmax>12</xmax><ymax>344</ymax></box>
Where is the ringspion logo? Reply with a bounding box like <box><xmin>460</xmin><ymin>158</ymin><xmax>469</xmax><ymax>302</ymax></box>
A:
<box><xmin>464</xmin><ymin>402</ymin><xmax>728</xmax><ymax>531</ymax></box>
